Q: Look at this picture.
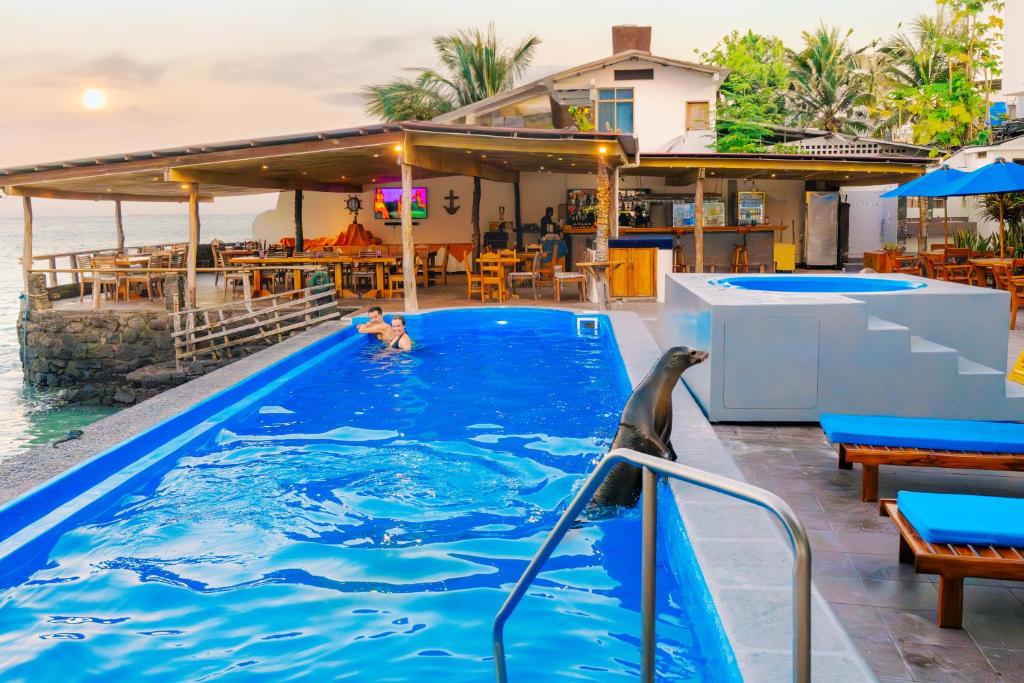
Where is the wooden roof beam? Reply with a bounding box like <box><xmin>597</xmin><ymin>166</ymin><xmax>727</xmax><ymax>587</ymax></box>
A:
<box><xmin>165</xmin><ymin>168</ymin><xmax>362</xmax><ymax>193</ymax></box>
<box><xmin>407</xmin><ymin>131</ymin><xmax>628</xmax><ymax>168</ymax></box>
<box><xmin>640</xmin><ymin>157</ymin><xmax>925</xmax><ymax>176</ymax></box>
<box><xmin>3</xmin><ymin>185</ymin><xmax>211</xmax><ymax>203</ymax></box>
<box><xmin>403</xmin><ymin>141</ymin><xmax>519</xmax><ymax>184</ymax></box>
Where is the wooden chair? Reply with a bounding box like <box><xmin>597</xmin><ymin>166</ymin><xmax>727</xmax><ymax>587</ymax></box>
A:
<box><xmin>478</xmin><ymin>253</ymin><xmax>504</xmax><ymax>302</ymax></box>
<box><xmin>881</xmin><ymin>497</ymin><xmax>1024</xmax><ymax>628</ymax></box>
<box><xmin>934</xmin><ymin>248</ymin><xmax>972</xmax><ymax>285</ymax></box>
<box><xmin>215</xmin><ymin>247</ymin><xmax>251</xmax><ymax>299</ymax></box>
<box><xmin>553</xmin><ymin>264</ymin><xmax>587</xmax><ymax>302</ymax></box>
<box><xmin>210</xmin><ymin>240</ymin><xmax>223</xmax><ymax>285</ymax></box>
<box><xmin>466</xmin><ymin>251</ymin><xmax>483</xmax><ymax>299</ymax></box>
<box><xmin>508</xmin><ymin>250</ymin><xmax>543</xmax><ymax>299</ymax></box>
<box><xmin>890</xmin><ymin>253</ymin><xmax>922</xmax><ymax>276</ymax></box>
<box><xmin>991</xmin><ymin>264</ymin><xmax>1024</xmax><ymax>329</ymax></box>
<box><xmin>415</xmin><ymin>246</ymin><xmax>430</xmax><ymax>286</ymax></box>
<box><xmin>427</xmin><ymin>244</ymin><xmax>450</xmax><ymax>286</ymax></box>
<box><xmin>352</xmin><ymin>250</ymin><xmax>381</xmax><ymax>296</ymax></box>
<box><xmin>82</xmin><ymin>255</ymin><xmax>121</xmax><ymax>304</ymax></box>
<box><xmin>123</xmin><ymin>255</ymin><xmax>155</xmax><ymax>300</ymax></box>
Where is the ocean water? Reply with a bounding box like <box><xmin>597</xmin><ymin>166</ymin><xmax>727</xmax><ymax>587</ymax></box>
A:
<box><xmin>0</xmin><ymin>214</ymin><xmax>253</xmax><ymax>460</ymax></box>
<box><xmin>0</xmin><ymin>309</ymin><xmax>725</xmax><ymax>681</ymax></box>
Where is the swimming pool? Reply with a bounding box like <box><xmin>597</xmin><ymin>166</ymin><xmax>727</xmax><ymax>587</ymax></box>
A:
<box><xmin>710</xmin><ymin>275</ymin><xmax>927</xmax><ymax>293</ymax></box>
<box><xmin>0</xmin><ymin>308</ymin><xmax>736</xmax><ymax>681</ymax></box>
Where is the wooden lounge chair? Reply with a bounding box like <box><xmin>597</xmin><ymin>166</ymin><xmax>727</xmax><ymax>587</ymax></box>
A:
<box><xmin>822</xmin><ymin>413</ymin><xmax>1024</xmax><ymax>502</ymax></box>
<box><xmin>880</xmin><ymin>492</ymin><xmax>1024</xmax><ymax>628</ymax></box>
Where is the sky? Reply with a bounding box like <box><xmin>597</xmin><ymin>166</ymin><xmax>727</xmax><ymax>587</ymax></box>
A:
<box><xmin>0</xmin><ymin>0</ymin><xmax>939</xmax><ymax>217</ymax></box>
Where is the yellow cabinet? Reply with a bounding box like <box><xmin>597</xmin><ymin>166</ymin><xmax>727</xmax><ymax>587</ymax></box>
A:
<box><xmin>609</xmin><ymin>247</ymin><xmax>656</xmax><ymax>298</ymax></box>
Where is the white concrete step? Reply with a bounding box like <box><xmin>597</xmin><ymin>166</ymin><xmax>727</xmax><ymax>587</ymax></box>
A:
<box><xmin>867</xmin><ymin>316</ymin><xmax>908</xmax><ymax>332</ymax></box>
<box><xmin>957</xmin><ymin>356</ymin><xmax>1003</xmax><ymax>376</ymax></box>
<box><xmin>1005</xmin><ymin>379</ymin><xmax>1024</xmax><ymax>400</ymax></box>
<box><xmin>909</xmin><ymin>336</ymin><xmax>957</xmax><ymax>355</ymax></box>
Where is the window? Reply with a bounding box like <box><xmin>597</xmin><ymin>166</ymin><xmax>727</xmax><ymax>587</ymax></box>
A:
<box><xmin>596</xmin><ymin>88</ymin><xmax>634</xmax><ymax>134</ymax></box>
<box><xmin>686</xmin><ymin>101</ymin><xmax>709</xmax><ymax>131</ymax></box>
<box><xmin>614</xmin><ymin>68</ymin><xmax>654</xmax><ymax>81</ymax></box>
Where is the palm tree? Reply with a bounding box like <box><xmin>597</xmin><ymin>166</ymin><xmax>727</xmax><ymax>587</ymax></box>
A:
<box><xmin>786</xmin><ymin>24</ymin><xmax>869</xmax><ymax>134</ymax></box>
<box><xmin>363</xmin><ymin>25</ymin><xmax>541</xmax><ymax>121</ymax></box>
<box><xmin>870</xmin><ymin>11</ymin><xmax>956</xmax><ymax>136</ymax></box>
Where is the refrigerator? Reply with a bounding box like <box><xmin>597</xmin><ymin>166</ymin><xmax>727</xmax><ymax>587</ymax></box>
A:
<box><xmin>805</xmin><ymin>191</ymin><xmax>840</xmax><ymax>267</ymax></box>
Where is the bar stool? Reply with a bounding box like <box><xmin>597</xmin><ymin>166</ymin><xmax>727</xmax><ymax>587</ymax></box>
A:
<box><xmin>731</xmin><ymin>244</ymin><xmax>750</xmax><ymax>273</ymax></box>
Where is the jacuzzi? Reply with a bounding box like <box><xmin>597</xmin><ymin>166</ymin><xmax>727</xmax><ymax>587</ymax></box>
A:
<box><xmin>663</xmin><ymin>273</ymin><xmax>1024</xmax><ymax>422</ymax></box>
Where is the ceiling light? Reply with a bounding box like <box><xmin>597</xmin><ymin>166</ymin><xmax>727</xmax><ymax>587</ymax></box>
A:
<box><xmin>373</xmin><ymin>153</ymin><xmax>380</xmax><ymax>158</ymax></box>
<box><xmin>180</xmin><ymin>183</ymin><xmax>190</xmax><ymax>190</ymax></box>
<box><xmin>598</xmin><ymin>146</ymin><xmax>607</xmax><ymax>155</ymax></box>
<box><xmin>261</xmin><ymin>164</ymin><xmax>268</xmax><ymax>170</ymax></box>
<box><xmin>393</xmin><ymin>144</ymin><xmax>402</xmax><ymax>152</ymax></box>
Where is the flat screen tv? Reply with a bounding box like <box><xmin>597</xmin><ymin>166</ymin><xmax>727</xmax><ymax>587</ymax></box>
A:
<box><xmin>373</xmin><ymin>187</ymin><xmax>428</xmax><ymax>220</ymax></box>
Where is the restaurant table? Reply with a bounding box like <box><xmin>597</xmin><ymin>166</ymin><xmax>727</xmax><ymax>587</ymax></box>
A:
<box><xmin>231</xmin><ymin>255</ymin><xmax>396</xmax><ymax>298</ymax></box>
<box><xmin>575</xmin><ymin>260</ymin><xmax>625</xmax><ymax>309</ymax></box>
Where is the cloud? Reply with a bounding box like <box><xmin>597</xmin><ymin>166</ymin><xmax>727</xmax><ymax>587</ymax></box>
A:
<box><xmin>318</xmin><ymin>91</ymin><xmax>366</xmax><ymax>108</ymax></box>
<box><xmin>6</xmin><ymin>51</ymin><xmax>168</xmax><ymax>88</ymax></box>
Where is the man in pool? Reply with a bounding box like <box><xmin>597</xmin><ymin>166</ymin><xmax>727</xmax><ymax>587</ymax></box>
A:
<box><xmin>386</xmin><ymin>316</ymin><xmax>413</xmax><ymax>351</ymax></box>
<box><xmin>356</xmin><ymin>306</ymin><xmax>392</xmax><ymax>342</ymax></box>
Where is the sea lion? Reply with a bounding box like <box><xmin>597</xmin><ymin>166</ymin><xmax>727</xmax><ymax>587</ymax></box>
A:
<box><xmin>589</xmin><ymin>346</ymin><xmax>708</xmax><ymax>509</ymax></box>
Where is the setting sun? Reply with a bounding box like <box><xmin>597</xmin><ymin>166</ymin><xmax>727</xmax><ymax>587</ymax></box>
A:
<box><xmin>81</xmin><ymin>88</ymin><xmax>106</xmax><ymax>110</ymax></box>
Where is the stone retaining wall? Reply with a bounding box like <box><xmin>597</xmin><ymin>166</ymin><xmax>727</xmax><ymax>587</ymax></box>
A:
<box><xmin>18</xmin><ymin>308</ymin><xmax>176</xmax><ymax>405</ymax></box>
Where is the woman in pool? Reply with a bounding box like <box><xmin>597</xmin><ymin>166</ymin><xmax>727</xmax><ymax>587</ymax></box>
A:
<box><xmin>386</xmin><ymin>316</ymin><xmax>413</xmax><ymax>351</ymax></box>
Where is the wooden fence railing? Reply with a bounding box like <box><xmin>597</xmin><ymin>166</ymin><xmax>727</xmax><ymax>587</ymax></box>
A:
<box><xmin>170</xmin><ymin>283</ymin><xmax>340</xmax><ymax>368</ymax></box>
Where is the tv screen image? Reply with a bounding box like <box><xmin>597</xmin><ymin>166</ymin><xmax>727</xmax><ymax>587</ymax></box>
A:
<box><xmin>373</xmin><ymin>187</ymin><xmax>428</xmax><ymax>220</ymax></box>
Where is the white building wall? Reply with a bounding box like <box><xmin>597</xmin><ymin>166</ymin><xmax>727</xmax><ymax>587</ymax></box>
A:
<box><xmin>1004</xmin><ymin>0</ymin><xmax>1024</xmax><ymax>97</ymax></box>
<box><xmin>553</xmin><ymin>61</ymin><xmax>719</xmax><ymax>153</ymax></box>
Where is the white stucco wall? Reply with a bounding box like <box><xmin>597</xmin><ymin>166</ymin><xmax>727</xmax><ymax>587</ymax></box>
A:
<box><xmin>1004</xmin><ymin>1</ymin><xmax>1024</xmax><ymax>97</ymax></box>
<box><xmin>553</xmin><ymin>60</ymin><xmax>719</xmax><ymax>153</ymax></box>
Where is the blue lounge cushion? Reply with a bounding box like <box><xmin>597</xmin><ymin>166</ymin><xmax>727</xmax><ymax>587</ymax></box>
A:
<box><xmin>897</xmin><ymin>491</ymin><xmax>1024</xmax><ymax>547</ymax></box>
<box><xmin>820</xmin><ymin>414</ymin><xmax>1024</xmax><ymax>454</ymax></box>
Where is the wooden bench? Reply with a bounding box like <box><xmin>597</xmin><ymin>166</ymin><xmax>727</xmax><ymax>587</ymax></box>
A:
<box><xmin>837</xmin><ymin>444</ymin><xmax>1024</xmax><ymax>502</ymax></box>
<box><xmin>880</xmin><ymin>498</ymin><xmax>1024</xmax><ymax>628</ymax></box>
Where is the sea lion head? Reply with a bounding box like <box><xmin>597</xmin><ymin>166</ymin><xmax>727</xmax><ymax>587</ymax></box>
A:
<box><xmin>663</xmin><ymin>346</ymin><xmax>709</xmax><ymax>374</ymax></box>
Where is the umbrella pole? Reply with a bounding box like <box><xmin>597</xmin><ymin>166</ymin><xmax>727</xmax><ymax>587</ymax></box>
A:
<box><xmin>919</xmin><ymin>196</ymin><xmax>927</xmax><ymax>253</ymax></box>
<box><xmin>943</xmin><ymin>203</ymin><xmax>949</xmax><ymax>247</ymax></box>
<box><xmin>1000</xmin><ymin>197</ymin><xmax>1006</xmax><ymax>259</ymax></box>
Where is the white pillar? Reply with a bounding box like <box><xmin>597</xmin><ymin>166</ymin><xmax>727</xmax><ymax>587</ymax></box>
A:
<box><xmin>400</xmin><ymin>162</ymin><xmax>419</xmax><ymax>312</ymax></box>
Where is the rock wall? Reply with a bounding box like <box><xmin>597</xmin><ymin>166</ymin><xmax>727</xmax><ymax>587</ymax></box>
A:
<box><xmin>18</xmin><ymin>309</ymin><xmax>176</xmax><ymax>405</ymax></box>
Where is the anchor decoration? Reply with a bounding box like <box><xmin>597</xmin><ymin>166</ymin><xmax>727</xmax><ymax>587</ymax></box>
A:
<box><xmin>444</xmin><ymin>189</ymin><xmax>461</xmax><ymax>215</ymax></box>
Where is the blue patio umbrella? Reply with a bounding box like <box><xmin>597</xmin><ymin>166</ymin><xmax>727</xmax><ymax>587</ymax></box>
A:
<box><xmin>881</xmin><ymin>165</ymin><xmax>968</xmax><ymax>247</ymax></box>
<box><xmin>944</xmin><ymin>158</ymin><xmax>1024</xmax><ymax>258</ymax></box>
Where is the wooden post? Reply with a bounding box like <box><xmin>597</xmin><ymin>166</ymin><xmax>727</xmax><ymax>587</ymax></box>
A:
<box><xmin>400</xmin><ymin>162</ymin><xmax>419</xmax><ymax>312</ymax></box>
<box><xmin>471</xmin><ymin>176</ymin><xmax>482</xmax><ymax>261</ymax></box>
<box><xmin>943</xmin><ymin>201</ymin><xmax>949</xmax><ymax>248</ymax></box>
<box><xmin>695</xmin><ymin>169</ymin><xmax>706</xmax><ymax>273</ymax></box>
<box><xmin>114</xmin><ymin>199</ymin><xmax>125</xmax><ymax>253</ymax></box>
<box><xmin>513</xmin><ymin>181</ymin><xmax>523</xmax><ymax>250</ymax></box>
<box><xmin>611</xmin><ymin>165</ymin><xmax>621</xmax><ymax>239</ymax></box>
<box><xmin>21</xmin><ymin>196</ymin><xmax>33</xmax><ymax>294</ymax></box>
<box><xmin>294</xmin><ymin>190</ymin><xmax>304</xmax><ymax>251</ymax></box>
<box><xmin>999</xmin><ymin>197</ymin><xmax>1006</xmax><ymax>259</ymax></box>
<box><xmin>186</xmin><ymin>183</ymin><xmax>200</xmax><ymax>308</ymax></box>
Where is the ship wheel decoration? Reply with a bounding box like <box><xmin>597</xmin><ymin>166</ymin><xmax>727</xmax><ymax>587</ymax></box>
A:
<box><xmin>346</xmin><ymin>194</ymin><xmax>363</xmax><ymax>223</ymax></box>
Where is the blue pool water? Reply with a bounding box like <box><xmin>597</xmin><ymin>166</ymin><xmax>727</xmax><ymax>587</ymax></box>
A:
<box><xmin>711</xmin><ymin>275</ymin><xmax>927</xmax><ymax>293</ymax></box>
<box><xmin>0</xmin><ymin>309</ymin><xmax>733</xmax><ymax>681</ymax></box>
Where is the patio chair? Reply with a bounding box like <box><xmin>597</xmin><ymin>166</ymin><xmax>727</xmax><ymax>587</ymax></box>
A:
<box><xmin>934</xmin><ymin>248</ymin><xmax>972</xmax><ymax>285</ymax></box>
<box><xmin>123</xmin><ymin>255</ymin><xmax>155</xmax><ymax>300</ymax></box>
<box><xmin>821</xmin><ymin>413</ymin><xmax>1024</xmax><ymax>502</ymax></box>
<box><xmin>466</xmin><ymin>251</ymin><xmax>483</xmax><ymax>299</ymax></box>
<box><xmin>478</xmin><ymin>253</ymin><xmax>504</xmax><ymax>302</ymax></box>
<box><xmin>991</xmin><ymin>264</ymin><xmax>1024</xmax><ymax>329</ymax></box>
<box><xmin>553</xmin><ymin>264</ymin><xmax>587</xmax><ymax>302</ymax></box>
<box><xmin>427</xmin><ymin>244</ymin><xmax>450</xmax><ymax>286</ymax></box>
<box><xmin>79</xmin><ymin>255</ymin><xmax>121</xmax><ymax>304</ymax></box>
<box><xmin>537</xmin><ymin>241</ymin><xmax>566</xmax><ymax>286</ymax></box>
<box><xmin>880</xmin><ymin>492</ymin><xmax>1024</xmax><ymax>628</ymax></box>
<box><xmin>508</xmin><ymin>250</ymin><xmax>543</xmax><ymax>299</ymax></box>
<box><xmin>890</xmin><ymin>253</ymin><xmax>922</xmax><ymax>276</ymax></box>
<box><xmin>352</xmin><ymin>250</ymin><xmax>381</xmax><ymax>297</ymax></box>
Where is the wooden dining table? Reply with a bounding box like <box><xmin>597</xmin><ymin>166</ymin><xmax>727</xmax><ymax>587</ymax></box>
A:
<box><xmin>231</xmin><ymin>255</ymin><xmax>397</xmax><ymax>298</ymax></box>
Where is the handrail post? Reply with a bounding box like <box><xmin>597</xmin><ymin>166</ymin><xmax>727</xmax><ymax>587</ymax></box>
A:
<box><xmin>641</xmin><ymin>466</ymin><xmax>657</xmax><ymax>683</ymax></box>
<box><xmin>493</xmin><ymin>448</ymin><xmax>812</xmax><ymax>683</ymax></box>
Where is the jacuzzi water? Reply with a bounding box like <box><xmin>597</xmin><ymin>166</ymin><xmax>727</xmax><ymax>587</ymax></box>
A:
<box><xmin>0</xmin><ymin>309</ymin><xmax>733</xmax><ymax>682</ymax></box>
<box><xmin>711</xmin><ymin>275</ymin><xmax>927</xmax><ymax>293</ymax></box>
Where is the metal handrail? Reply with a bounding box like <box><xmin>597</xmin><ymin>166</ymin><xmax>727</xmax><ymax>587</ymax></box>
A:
<box><xmin>492</xmin><ymin>447</ymin><xmax>812</xmax><ymax>683</ymax></box>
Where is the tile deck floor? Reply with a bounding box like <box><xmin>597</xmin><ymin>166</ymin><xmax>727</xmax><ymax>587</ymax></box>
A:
<box><xmin>46</xmin><ymin>274</ymin><xmax>1024</xmax><ymax>681</ymax></box>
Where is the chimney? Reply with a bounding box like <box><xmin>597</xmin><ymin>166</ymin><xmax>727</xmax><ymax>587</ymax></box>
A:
<box><xmin>612</xmin><ymin>25</ymin><xmax>651</xmax><ymax>54</ymax></box>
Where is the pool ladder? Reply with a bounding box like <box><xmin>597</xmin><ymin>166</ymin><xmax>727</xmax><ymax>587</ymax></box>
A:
<box><xmin>492</xmin><ymin>447</ymin><xmax>812</xmax><ymax>683</ymax></box>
